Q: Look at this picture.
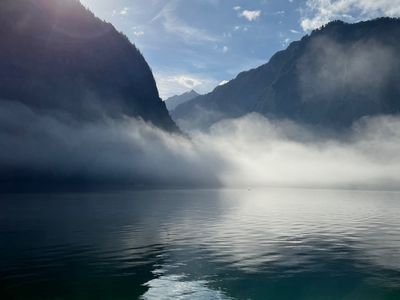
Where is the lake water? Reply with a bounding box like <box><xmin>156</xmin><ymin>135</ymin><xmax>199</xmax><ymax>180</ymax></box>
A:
<box><xmin>1</xmin><ymin>189</ymin><xmax>400</xmax><ymax>299</ymax></box>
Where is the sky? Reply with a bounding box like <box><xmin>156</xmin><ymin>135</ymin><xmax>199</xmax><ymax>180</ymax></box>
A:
<box><xmin>79</xmin><ymin>0</ymin><xmax>400</xmax><ymax>99</ymax></box>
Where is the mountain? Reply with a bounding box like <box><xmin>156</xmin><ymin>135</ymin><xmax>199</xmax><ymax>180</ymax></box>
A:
<box><xmin>172</xmin><ymin>18</ymin><xmax>400</xmax><ymax>131</ymax></box>
<box><xmin>164</xmin><ymin>90</ymin><xmax>200</xmax><ymax>111</ymax></box>
<box><xmin>0</xmin><ymin>0</ymin><xmax>177</xmax><ymax>131</ymax></box>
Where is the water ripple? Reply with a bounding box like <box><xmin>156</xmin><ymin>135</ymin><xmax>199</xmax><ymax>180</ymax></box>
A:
<box><xmin>1</xmin><ymin>189</ymin><xmax>400</xmax><ymax>299</ymax></box>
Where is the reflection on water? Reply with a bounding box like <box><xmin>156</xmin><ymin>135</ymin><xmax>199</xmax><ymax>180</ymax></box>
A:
<box><xmin>142</xmin><ymin>273</ymin><xmax>230</xmax><ymax>300</ymax></box>
<box><xmin>1</xmin><ymin>189</ymin><xmax>400</xmax><ymax>299</ymax></box>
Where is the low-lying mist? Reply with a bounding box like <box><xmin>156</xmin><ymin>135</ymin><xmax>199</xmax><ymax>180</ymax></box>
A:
<box><xmin>1</xmin><ymin>99</ymin><xmax>400</xmax><ymax>190</ymax></box>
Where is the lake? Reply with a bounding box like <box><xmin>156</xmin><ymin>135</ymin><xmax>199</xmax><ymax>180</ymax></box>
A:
<box><xmin>1</xmin><ymin>189</ymin><xmax>400</xmax><ymax>299</ymax></box>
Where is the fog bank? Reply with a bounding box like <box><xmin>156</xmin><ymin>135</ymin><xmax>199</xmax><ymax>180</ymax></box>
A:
<box><xmin>1</xmin><ymin>99</ymin><xmax>400</xmax><ymax>190</ymax></box>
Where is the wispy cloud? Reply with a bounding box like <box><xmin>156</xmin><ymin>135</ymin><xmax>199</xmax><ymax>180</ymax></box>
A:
<box><xmin>133</xmin><ymin>31</ymin><xmax>145</xmax><ymax>37</ymax></box>
<box><xmin>282</xmin><ymin>37</ymin><xmax>291</xmax><ymax>46</ymax></box>
<box><xmin>152</xmin><ymin>1</ymin><xmax>218</xmax><ymax>44</ymax></box>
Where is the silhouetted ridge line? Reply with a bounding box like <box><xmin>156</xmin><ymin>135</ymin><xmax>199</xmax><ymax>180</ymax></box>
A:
<box><xmin>0</xmin><ymin>0</ymin><xmax>178</xmax><ymax>131</ymax></box>
<box><xmin>172</xmin><ymin>18</ymin><xmax>400</xmax><ymax>131</ymax></box>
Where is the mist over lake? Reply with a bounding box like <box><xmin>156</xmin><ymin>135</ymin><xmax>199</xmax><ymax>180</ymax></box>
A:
<box><xmin>1</xmin><ymin>0</ymin><xmax>400</xmax><ymax>299</ymax></box>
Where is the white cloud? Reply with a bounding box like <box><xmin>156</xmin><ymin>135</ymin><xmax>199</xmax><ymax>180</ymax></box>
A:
<box><xmin>155</xmin><ymin>72</ymin><xmax>219</xmax><ymax>99</ymax></box>
<box><xmin>175</xmin><ymin>75</ymin><xmax>202</xmax><ymax>89</ymax></box>
<box><xmin>219</xmin><ymin>80</ymin><xmax>229</xmax><ymax>86</ymax></box>
<box><xmin>222</xmin><ymin>46</ymin><xmax>229</xmax><ymax>53</ymax></box>
<box><xmin>290</xmin><ymin>29</ymin><xmax>301</xmax><ymax>34</ymax></box>
<box><xmin>240</xmin><ymin>10</ymin><xmax>262</xmax><ymax>21</ymax></box>
<box><xmin>120</xmin><ymin>7</ymin><xmax>129</xmax><ymax>15</ymax></box>
<box><xmin>233</xmin><ymin>6</ymin><xmax>242</xmax><ymax>11</ymax></box>
<box><xmin>301</xmin><ymin>0</ymin><xmax>400</xmax><ymax>31</ymax></box>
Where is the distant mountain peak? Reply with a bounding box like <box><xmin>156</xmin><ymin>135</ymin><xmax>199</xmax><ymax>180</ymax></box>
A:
<box><xmin>188</xmin><ymin>90</ymin><xmax>198</xmax><ymax>95</ymax></box>
<box><xmin>165</xmin><ymin>90</ymin><xmax>200</xmax><ymax>111</ymax></box>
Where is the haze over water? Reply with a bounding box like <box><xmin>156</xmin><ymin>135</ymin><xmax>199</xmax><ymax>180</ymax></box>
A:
<box><xmin>1</xmin><ymin>189</ymin><xmax>400</xmax><ymax>299</ymax></box>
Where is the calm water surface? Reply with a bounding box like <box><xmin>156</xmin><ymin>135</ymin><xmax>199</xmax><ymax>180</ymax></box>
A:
<box><xmin>1</xmin><ymin>189</ymin><xmax>400</xmax><ymax>299</ymax></box>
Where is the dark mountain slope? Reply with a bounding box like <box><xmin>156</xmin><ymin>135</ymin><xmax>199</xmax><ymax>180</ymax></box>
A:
<box><xmin>172</xmin><ymin>18</ymin><xmax>400</xmax><ymax>130</ymax></box>
<box><xmin>165</xmin><ymin>90</ymin><xmax>200</xmax><ymax>111</ymax></box>
<box><xmin>0</xmin><ymin>0</ymin><xmax>177</xmax><ymax>131</ymax></box>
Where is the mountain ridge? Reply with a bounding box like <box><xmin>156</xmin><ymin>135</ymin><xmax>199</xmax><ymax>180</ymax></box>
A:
<box><xmin>172</xmin><ymin>18</ymin><xmax>400</xmax><ymax>131</ymax></box>
<box><xmin>0</xmin><ymin>0</ymin><xmax>178</xmax><ymax>131</ymax></box>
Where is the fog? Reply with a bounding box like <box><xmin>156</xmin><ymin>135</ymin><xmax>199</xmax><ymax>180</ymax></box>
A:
<box><xmin>1</xmin><ymin>99</ymin><xmax>400</xmax><ymax>190</ymax></box>
<box><xmin>298</xmin><ymin>36</ymin><xmax>399</xmax><ymax>102</ymax></box>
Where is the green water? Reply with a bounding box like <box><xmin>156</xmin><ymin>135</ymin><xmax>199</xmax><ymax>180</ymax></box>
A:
<box><xmin>1</xmin><ymin>189</ymin><xmax>400</xmax><ymax>299</ymax></box>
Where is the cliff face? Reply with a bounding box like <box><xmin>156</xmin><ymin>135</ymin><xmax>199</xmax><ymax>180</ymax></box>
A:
<box><xmin>172</xmin><ymin>18</ymin><xmax>400</xmax><ymax>131</ymax></box>
<box><xmin>0</xmin><ymin>0</ymin><xmax>177</xmax><ymax>131</ymax></box>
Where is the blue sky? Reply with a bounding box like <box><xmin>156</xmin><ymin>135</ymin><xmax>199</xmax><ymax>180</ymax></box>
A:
<box><xmin>80</xmin><ymin>0</ymin><xmax>400</xmax><ymax>98</ymax></box>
